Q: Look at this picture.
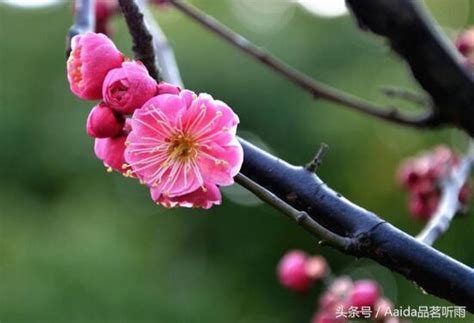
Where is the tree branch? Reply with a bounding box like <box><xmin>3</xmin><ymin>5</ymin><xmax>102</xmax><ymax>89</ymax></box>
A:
<box><xmin>239</xmin><ymin>139</ymin><xmax>474</xmax><ymax>311</ymax></box>
<box><xmin>235</xmin><ymin>173</ymin><xmax>353</xmax><ymax>252</ymax></box>
<box><xmin>417</xmin><ymin>143</ymin><xmax>474</xmax><ymax>245</ymax></box>
<box><xmin>346</xmin><ymin>0</ymin><xmax>474</xmax><ymax>136</ymax></box>
<box><xmin>166</xmin><ymin>0</ymin><xmax>437</xmax><ymax>128</ymax></box>
<box><xmin>118</xmin><ymin>0</ymin><xmax>161</xmax><ymax>81</ymax></box>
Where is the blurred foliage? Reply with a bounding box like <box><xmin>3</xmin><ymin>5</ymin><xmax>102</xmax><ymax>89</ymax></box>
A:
<box><xmin>0</xmin><ymin>0</ymin><xmax>474</xmax><ymax>322</ymax></box>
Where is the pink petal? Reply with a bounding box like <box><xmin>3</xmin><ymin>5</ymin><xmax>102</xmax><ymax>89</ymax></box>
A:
<box><xmin>151</xmin><ymin>182</ymin><xmax>221</xmax><ymax>209</ymax></box>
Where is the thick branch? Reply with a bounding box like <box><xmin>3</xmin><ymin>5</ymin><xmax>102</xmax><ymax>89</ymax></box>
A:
<box><xmin>417</xmin><ymin>143</ymin><xmax>474</xmax><ymax>245</ymax></box>
<box><xmin>167</xmin><ymin>0</ymin><xmax>436</xmax><ymax>128</ymax></box>
<box><xmin>346</xmin><ymin>0</ymin><xmax>474</xmax><ymax>136</ymax></box>
<box><xmin>239</xmin><ymin>139</ymin><xmax>474</xmax><ymax>310</ymax></box>
<box><xmin>235</xmin><ymin>173</ymin><xmax>352</xmax><ymax>252</ymax></box>
<box><xmin>118</xmin><ymin>0</ymin><xmax>161</xmax><ymax>81</ymax></box>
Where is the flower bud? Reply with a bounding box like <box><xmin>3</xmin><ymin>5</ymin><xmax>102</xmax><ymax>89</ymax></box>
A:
<box><xmin>456</xmin><ymin>28</ymin><xmax>474</xmax><ymax>56</ymax></box>
<box><xmin>67</xmin><ymin>32</ymin><xmax>124</xmax><ymax>100</ymax></box>
<box><xmin>277</xmin><ymin>250</ymin><xmax>311</xmax><ymax>292</ymax></box>
<box><xmin>94</xmin><ymin>131</ymin><xmax>128</xmax><ymax>173</ymax></box>
<box><xmin>87</xmin><ymin>102</ymin><xmax>124</xmax><ymax>138</ymax></box>
<box><xmin>348</xmin><ymin>280</ymin><xmax>380</xmax><ymax>308</ymax></box>
<box><xmin>103</xmin><ymin>61</ymin><xmax>157</xmax><ymax>114</ymax></box>
<box><xmin>305</xmin><ymin>255</ymin><xmax>327</xmax><ymax>280</ymax></box>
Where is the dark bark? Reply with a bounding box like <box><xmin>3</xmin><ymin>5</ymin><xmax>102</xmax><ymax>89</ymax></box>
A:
<box><xmin>347</xmin><ymin>0</ymin><xmax>474</xmax><ymax>136</ymax></box>
<box><xmin>240</xmin><ymin>139</ymin><xmax>474</xmax><ymax>310</ymax></box>
<box><xmin>118</xmin><ymin>0</ymin><xmax>161</xmax><ymax>81</ymax></box>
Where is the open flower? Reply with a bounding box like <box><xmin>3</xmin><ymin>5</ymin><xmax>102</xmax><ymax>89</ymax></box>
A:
<box><xmin>103</xmin><ymin>61</ymin><xmax>158</xmax><ymax>114</ymax></box>
<box><xmin>67</xmin><ymin>32</ymin><xmax>124</xmax><ymax>100</ymax></box>
<box><xmin>125</xmin><ymin>90</ymin><xmax>243</xmax><ymax>209</ymax></box>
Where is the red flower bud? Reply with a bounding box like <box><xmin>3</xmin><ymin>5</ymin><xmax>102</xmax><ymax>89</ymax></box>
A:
<box><xmin>87</xmin><ymin>102</ymin><xmax>124</xmax><ymax>138</ymax></box>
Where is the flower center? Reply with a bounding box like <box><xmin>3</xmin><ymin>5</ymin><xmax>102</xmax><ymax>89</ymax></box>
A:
<box><xmin>68</xmin><ymin>47</ymin><xmax>83</xmax><ymax>88</ymax></box>
<box><xmin>168</xmin><ymin>134</ymin><xmax>198</xmax><ymax>162</ymax></box>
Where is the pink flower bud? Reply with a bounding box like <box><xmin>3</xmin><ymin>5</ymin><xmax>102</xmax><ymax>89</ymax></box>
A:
<box><xmin>456</xmin><ymin>28</ymin><xmax>474</xmax><ymax>68</ymax></box>
<box><xmin>94</xmin><ymin>130</ymin><xmax>129</xmax><ymax>173</ymax></box>
<box><xmin>67</xmin><ymin>32</ymin><xmax>124</xmax><ymax>100</ymax></box>
<box><xmin>87</xmin><ymin>102</ymin><xmax>125</xmax><ymax>138</ymax></box>
<box><xmin>328</xmin><ymin>276</ymin><xmax>353</xmax><ymax>299</ymax></box>
<box><xmin>408</xmin><ymin>194</ymin><xmax>429</xmax><ymax>220</ymax></box>
<box><xmin>396</xmin><ymin>160</ymin><xmax>419</xmax><ymax>189</ymax></box>
<box><xmin>305</xmin><ymin>256</ymin><xmax>327</xmax><ymax>280</ymax></box>
<box><xmin>103</xmin><ymin>61</ymin><xmax>157</xmax><ymax>114</ymax></box>
<box><xmin>348</xmin><ymin>280</ymin><xmax>380</xmax><ymax>308</ymax></box>
<box><xmin>277</xmin><ymin>250</ymin><xmax>311</xmax><ymax>292</ymax></box>
<box><xmin>456</xmin><ymin>28</ymin><xmax>474</xmax><ymax>56</ymax></box>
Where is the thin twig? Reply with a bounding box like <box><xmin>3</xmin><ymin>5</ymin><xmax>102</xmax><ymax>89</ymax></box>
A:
<box><xmin>118</xmin><ymin>0</ymin><xmax>161</xmax><ymax>81</ymax></box>
<box><xmin>167</xmin><ymin>0</ymin><xmax>436</xmax><ymax>128</ymax></box>
<box><xmin>66</xmin><ymin>0</ymin><xmax>95</xmax><ymax>57</ymax></box>
<box><xmin>235</xmin><ymin>173</ymin><xmax>352</xmax><ymax>251</ymax></box>
<box><xmin>306</xmin><ymin>143</ymin><xmax>329</xmax><ymax>173</ymax></box>
<box><xmin>136</xmin><ymin>0</ymin><xmax>184</xmax><ymax>86</ymax></box>
<box><xmin>381</xmin><ymin>86</ymin><xmax>430</xmax><ymax>107</ymax></box>
<box><xmin>416</xmin><ymin>142</ymin><xmax>474</xmax><ymax>245</ymax></box>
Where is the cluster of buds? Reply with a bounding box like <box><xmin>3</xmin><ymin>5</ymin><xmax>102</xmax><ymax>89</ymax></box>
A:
<box><xmin>277</xmin><ymin>251</ymin><xmax>397</xmax><ymax>323</ymax></box>
<box><xmin>397</xmin><ymin>146</ymin><xmax>470</xmax><ymax>220</ymax></box>
<box><xmin>313</xmin><ymin>277</ymin><xmax>397</xmax><ymax>323</ymax></box>
<box><xmin>66</xmin><ymin>32</ymin><xmax>243</xmax><ymax>209</ymax></box>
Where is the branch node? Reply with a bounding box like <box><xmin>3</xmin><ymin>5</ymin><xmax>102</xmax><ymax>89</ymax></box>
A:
<box><xmin>234</xmin><ymin>173</ymin><xmax>350</xmax><ymax>251</ymax></box>
<box><xmin>306</xmin><ymin>143</ymin><xmax>329</xmax><ymax>173</ymax></box>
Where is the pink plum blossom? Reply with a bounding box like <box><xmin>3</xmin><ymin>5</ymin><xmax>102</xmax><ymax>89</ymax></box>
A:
<box><xmin>67</xmin><ymin>32</ymin><xmax>124</xmax><ymax>100</ymax></box>
<box><xmin>87</xmin><ymin>102</ymin><xmax>124</xmax><ymax>138</ymax></box>
<box><xmin>103</xmin><ymin>61</ymin><xmax>158</xmax><ymax>114</ymax></box>
<box><xmin>124</xmin><ymin>90</ymin><xmax>243</xmax><ymax>209</ymax></box>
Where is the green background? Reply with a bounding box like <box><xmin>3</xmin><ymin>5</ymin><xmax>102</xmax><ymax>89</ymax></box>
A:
<box><xmin>1</xmin><ymin>0</ymin><xmax>473</xmax><ymax>322</ymax></box>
